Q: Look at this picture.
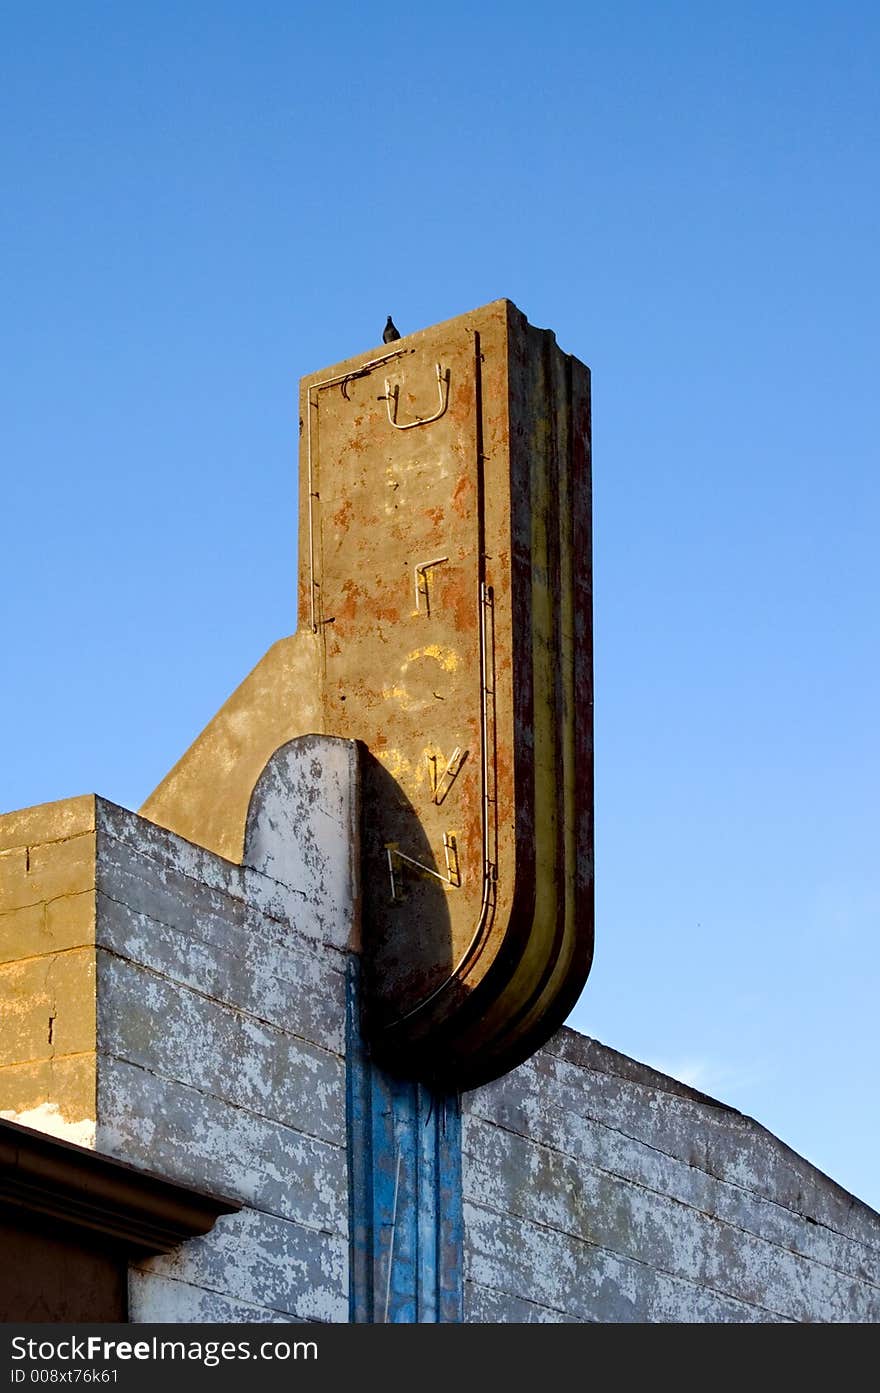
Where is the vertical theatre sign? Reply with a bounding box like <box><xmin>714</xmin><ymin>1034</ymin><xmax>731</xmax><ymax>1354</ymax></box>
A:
<box><xmin>143</xmin><ymin>299</ymin><xmax>593</xmax><ymax>1090</ymax></box>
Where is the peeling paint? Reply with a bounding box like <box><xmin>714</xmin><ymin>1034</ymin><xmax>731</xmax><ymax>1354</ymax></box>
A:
<box><xmin>0</xmin><ymin>1102</ymin><xmax>95</xmax><ymax>1149</ymax></box>
<box><xmin>463</xmin><ymin>1032</ymin><xmax>880</xmax><ymax>1322</ymax></box>
<box><xmin>3</xmin><ymin>766</ymin><xmax>880</xmax><ymax>1324</ymax></box>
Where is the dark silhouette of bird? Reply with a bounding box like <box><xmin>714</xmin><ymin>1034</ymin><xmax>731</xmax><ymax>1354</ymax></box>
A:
<box><xmin>383</xmin><ymin>315</ymin><xmax>401</xmax><ymax>343</ymax></box>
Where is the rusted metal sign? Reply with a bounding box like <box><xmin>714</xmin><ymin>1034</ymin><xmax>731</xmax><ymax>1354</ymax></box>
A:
<box><xmin>300</xmin><ymin>300</ymin><xmax>593</xmax><ymax>1086</ymax></box>
<box><xmin>143</xmin><ymin>299</ymin><xmax>593</xmax><ymax>1089</ymax></box>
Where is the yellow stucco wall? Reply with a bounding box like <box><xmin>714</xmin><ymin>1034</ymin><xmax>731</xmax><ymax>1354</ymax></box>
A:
<box><xmin>0</xmin><ymin>796</ymin><xmax>97</xmax><ymax>1144</ymax></box>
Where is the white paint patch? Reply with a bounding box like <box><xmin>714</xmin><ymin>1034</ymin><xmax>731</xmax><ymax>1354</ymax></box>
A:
<box><xmin>244</xmin><ymin>736</ymin><xmax>359</xmax><ymax>951</ymax></box>
<box><xmin>1</xmin><ymin>1102</ymin><xmax>96</xmax><ymax>1149</ymax></box>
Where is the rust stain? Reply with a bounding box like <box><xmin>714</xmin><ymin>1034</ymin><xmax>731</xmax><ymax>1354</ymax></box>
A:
<box><xmin>451</xmin><ymin>474</ymin><xmax>473</xmax><ymax>518</ymax></box>
<box><xmin>332</xmin><ymin>497</ymin><xmax>353</xmax><ymax>531</ymax></box>
<box><xmin>374</xmin><ymin>604</ymin><xmax>400</xmax><ymax>625</ymax></box>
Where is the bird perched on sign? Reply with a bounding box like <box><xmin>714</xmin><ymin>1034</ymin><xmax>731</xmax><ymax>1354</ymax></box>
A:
<box><xmin>383</xmin><ymin>316</ymin><xmax>401</xmax><ymax>343</ymax></box>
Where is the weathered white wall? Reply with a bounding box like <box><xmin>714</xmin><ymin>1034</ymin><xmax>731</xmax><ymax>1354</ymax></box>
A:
<box><xmin>50</xmin><ymin>734</ymin><xmax>880</xmax><ymax>1323</ymax></box>
<box><xmin>463</xmin><ymin>1031</ymin><xmax>880</xmax><ymax>1322</ymax></box>
<box><xmin>92</xmin><ymin>738</ymin><xmax>359</xmax><ymax>1323</ymax></box>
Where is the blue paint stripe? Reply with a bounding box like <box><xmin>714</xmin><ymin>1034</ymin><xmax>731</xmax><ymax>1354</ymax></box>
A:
<box><xmin>345</xmin><ymin>962</ymin><xmax>372</xmax><ymax>1324</ymax></box>
<box><xmin>345</xmin><ymin>959</ymin><xmax>463</xmax><ymax>1323</ymax></box>
<box><xmin>437</xmin><ymin>1093</ymin><xmax>464</xmax><ymax>1323</ymax></box>
<box><xmin>416</xmin><ymin>1085</ymin><xmax>438</xmax><ymax>1322</ymax></box>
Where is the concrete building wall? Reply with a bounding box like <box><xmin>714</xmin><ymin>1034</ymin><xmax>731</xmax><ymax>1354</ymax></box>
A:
<box><xmin>3</xmin><ymin>744</ymin><xmax>880</xmax><ymax>1322</ymax></box>
<box><xmin>0</xmin><ymin>796</ymin><xmax>99</xmax><ymax>1148</ymax></box>
<box><xmin>463</xmin><ymin>1031</ymin><xmax>880</xmax><ymax>1322</ymax></box>
<box><xmin>0</xmin><ymin>742</ymin><xmax>359</xmax><ymax>1324</ymax></box>
<box><xmin>93</xmin><ymin>791</ymin><xmax>352</xmax><ymax>1323</ymax></box>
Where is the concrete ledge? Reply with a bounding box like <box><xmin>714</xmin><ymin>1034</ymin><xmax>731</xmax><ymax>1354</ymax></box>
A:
<box><xmin>0</xmin><ymin>1117</ymin><xmax>240</xmax><ymax>1255</ymax></box>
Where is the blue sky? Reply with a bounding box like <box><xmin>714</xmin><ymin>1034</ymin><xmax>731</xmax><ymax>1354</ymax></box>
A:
<box><xmin>2</xmin><ymin>3</ymin><xmax>879</xmax><ymax>1210</ymax></box>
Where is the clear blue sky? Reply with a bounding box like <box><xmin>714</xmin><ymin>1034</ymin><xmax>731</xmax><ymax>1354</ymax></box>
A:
<box><xmin>3</xmin><ymin>3</ymin><xmax>879</xmax><ymax>1211</ymax></box>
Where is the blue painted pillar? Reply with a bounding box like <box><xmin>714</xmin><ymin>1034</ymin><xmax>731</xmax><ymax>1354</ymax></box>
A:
<box><xmin>346</xmin><ymin>962</ymin><xmax>463</xmax><ymax>1323</ymax></box>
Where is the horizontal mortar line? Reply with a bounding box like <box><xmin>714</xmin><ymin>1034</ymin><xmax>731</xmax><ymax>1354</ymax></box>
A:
<box><xmin>464</xmin><ymin>1195</ymin><xmax>797</xmax><ymax>1324</ymax></box>
<box><xmin>96</xmin><ymin>860</ymin><xmax>342</xmax><ymax>955</ymax></box>
<box><xmin>98</xmin><ymin>828</ymin><xmax>310</xmax><ymax>918</ymax></box>
<box><xmin>0</xmin><ymin>886</ymin><xmax>95</xmax><ymax>915</ymax></box>
<box><xmin>462</xmin><ymin>1130</ymin><xmax>880</xmax><ymax>1298</ymax></box>
<box><xmin>95</xmin><ymin>938</ymin><xmax>346</xmax><ymax>1063</ymax></box>
<box><xmin>463</xmin><ymin>1277</ymin><xmax>587</xmax><ymax>1323</ymax></box>
<box><xmin>102</xmin><ymin>1051</ymin><xmax>346</xmax><ymax>1163</ymax></box>
<box><xmin>0</xmin><ymin>894</ymin><xmax>94</xmax><ymax>917</ymax></box>
<box><xmin>94</xmin><ymin>888</ymin><xmax>347</xmax><ymax>1000</ymax></box>
<box><xmin>0</xmin><ymin>829</ymin><xmax>97</xmax><ymax>856</ymax></box>
<box><xmin>128</xmin><ymin>1266</ymin><xmax>332</xmax><ymax>1324</ymax></box>
<box><xmin>490</xmin><ymin>1091</ymin><xmax>880</xmax><ymax>1265</ymax></box>
<box><xmin>0</xmin><ymin>943</ymin><xmax>97</xmax><ymax>968</ymax></box>
<box><xmin>124</xmin><ymin>1181</ymin><xmax>344</xmax><ymax>1244</ymax></box>
<box><xmin>535</xmin><ymin>1063</ymin><xmax>858</xmax><ymax>1239</ymax></box>
<box><xmin>536</xmin><ymin>1038</ymin><xmax>745</xmax><ymax>1111</ymax></box>
<box><xmin>129</xmin><ymin>1173</ymin><xmax>346</xmax><ymax>1246</ymax></box>
<box><xmin>465</xmin><ymin>1113</ymin><xmax>880</xmax><ymax>1287</ymax></box>
<box><xmin>97</xmin><ymin>860</ymin><xmax>308</xmax><ymax>936</ymax></box>
<box><xmin>93</xmin><ymin>922</ymin><xmax>347</xmax><ymax>1032</ymax></box>
<box><xmin>99</xmin><ymin>1139</ymin><xmax>347</xmax><ymax>1238</ymax></box>
<box><xmin>540</xmin><ymin>1039</ymin><xmax>739</xmax><ymax>1115</ymax></box>
<box><xmin>0</xmin><ymin>1050</ymin><xmax>95</xmax><ymax>1071</ymax></box>
<box><xmin>567</xmin><ymin>1094</ymin><xmax>880</xmax><ymax>1260</ymax></box>
<box><xmin>468</xmin><ymin>1096</ymin><xmax>880</xmax><ymax>1263</ymax></box>
<box><xmin>98</xmin><ymin>825</ymin><xmax>254</xmax><ymax>893</ymax></box>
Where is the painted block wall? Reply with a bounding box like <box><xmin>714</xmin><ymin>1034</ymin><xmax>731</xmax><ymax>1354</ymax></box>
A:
<box><xmin>463</xmin><ymin>1031</ymin><xmax>880</xmax><ymax>1322</ymax></box>
<box><xmin>95</xmin><ymin>800</ymin><xmax>350</xmax><ymax>1322</ymax></box>
<box><xmin>99</xmin><ymin>738</ymin><xmax>358</xmax><ymax>1322</ymax></box>
<box><xmin>0</xmin><ymin>740</ymin><xmax>359</xmax><ymax>1323</ymax></box>
<box><xmin>3</xmin><ymin>742</ymin><xmax>880</xmax><ymax>1322</ymax></box>
<box><xmin>0</xmin><ymin>796</ymin><xmax>99</xmax><ymax>1147</ymax></box>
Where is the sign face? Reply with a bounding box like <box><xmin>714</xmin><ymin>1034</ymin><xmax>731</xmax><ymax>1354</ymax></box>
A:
<box><xmin>300</xmin><ymin>300</ymin><xmax>593</xmax><ymax>1088</ymax></box>
<box><xmin>308</xmin><ymin>338</ymin><xmax>485</xmax><ymax>1026</ymax></box>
